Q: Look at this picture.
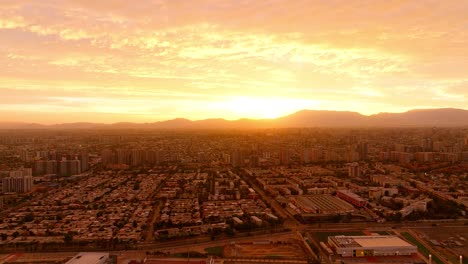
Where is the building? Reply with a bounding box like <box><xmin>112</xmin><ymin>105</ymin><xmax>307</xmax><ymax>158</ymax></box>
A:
<box><xmin>101</xmin><ymin>149</ymin><xmax>116</xmax><ymax>165</ymax></box>
<box><xmin>357</xmin><ymin>142</ymin><xmax>368</xmax><ymax>160</ymax></box>
<box><xmin>6</xmin><ymin>168</ymin><xmax>31</xmax><ymax>178</ymax></box>
<box><xmin>232</xmin><ymin>217</ymin><xmax>243</xmax><ymax>225</ymax></box>
<box><xmin>368</xmin><ymin>187</ymin><xmax>398</xmax><ymax>200</ymax></box>
<box><xmin>279</xmin><ymin>148</ymin><xmax>290</xmax><ymax>165</ymax></box>
<box><xmin>400</xmin><ymin>200</ymin><xmax>430</xmax><ymax>217</ymax></box>
<box><xmin>348</xmin><ymin>163</ymin><xmax>361</xmax><ymax>178</ymax></box>
<box><xmin>230</xmin><ymin>149</ymin><xmax>243</xmax><ymax>167</ymax></box>
<box><xmin>65</xmin><ymin>252</ymin><xmax>110</xmax><ymax>264</ymax></box>
<box><xmin>328</xmin><ymin>235</ymin><xmax>417</xmax><ymax>257</ymax></box>
<box><xmin>336</xmin><ymin>190</ymin><xmax>367</xmax><ymax>208</ymax></box>
<box><xmin>2</xmin><ymin>176</ymin><xmax>33</xmax><ymax>193</ymax></box>
<box><xmin>79</xmin><ymin>152</ymin><xmax>89</xmax><ymax>172</ymax></box>
<box><xmin>251</xmin><ymin>216</ymin><xmax>262</xmax><ymax>226</ymax></box>
<box><xmin>289</xmin><ymin>195</ymin><xmax>354</xmax><ymax>215</ymax></box>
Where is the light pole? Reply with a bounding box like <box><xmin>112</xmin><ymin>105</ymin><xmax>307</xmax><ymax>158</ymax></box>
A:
<box><xmin>460</xmin><ymin>255</ymin><xmax>463</xmax><ymax>264</ymax></box>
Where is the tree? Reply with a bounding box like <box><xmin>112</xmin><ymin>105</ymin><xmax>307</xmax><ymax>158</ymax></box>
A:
<box><xmin>225</xmin><ymin>227</ymin><xmax>235</xmax><ymax>237</ymax></box>
<box><xmin>64</xmin><ymin>232</ymin><xmax>74</xmax><ymax>244</ymax></box>
<box><xmin>24</xmin><ymin>212</ymin><xmax>34</xmax><ymax>222</ymax></box>
<box><xmin>0</xmin><ymin>233</ymin><xmax>7</xmax><ymax>241</ymax></box>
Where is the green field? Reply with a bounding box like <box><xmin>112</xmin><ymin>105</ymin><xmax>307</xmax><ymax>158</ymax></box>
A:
<box><xmin>205</xmin><ymin>246</ymin><xmax>224</xmax><ymax>257</ymax></box>
<box><xmin>401</xmin><ymin>232</ymin><xmax>443</xmax><ymax>264</ymax></box>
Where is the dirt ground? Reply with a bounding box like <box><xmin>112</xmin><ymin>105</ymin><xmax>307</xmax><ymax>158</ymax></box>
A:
<box><xmin>0</xmin><ymin>252</ymin><xmax>75</xmax><ymax>263</ymax></box>
<box><xmin>223</xmin><ymin>239</ymin><xmax>307</xmax><ymax>259</ymax></box>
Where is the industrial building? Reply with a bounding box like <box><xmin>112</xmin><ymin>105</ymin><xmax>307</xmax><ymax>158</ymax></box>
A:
<box><xmin>65</xmin><ymin>252</ymin><xmax>110</xmax><ymax>264</ymax></box>
<box><xmin>328</xmin><ymin>235</ymin><xmax>417</xmax><ymax>257</ymax></box>
<box><xmin>336</xmin><ymin>190</ymin><xmax>367</xmax><ymax>208</ymax></box>
<box><xmin>289</xmin><ymin>195</ymin><xmax>355</xmax><ymax>215</ymax></box>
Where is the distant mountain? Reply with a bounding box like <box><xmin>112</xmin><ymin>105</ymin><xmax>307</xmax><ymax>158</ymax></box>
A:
<box><xmin>276</xmin><ymin>110</ymin><xmax>367</xmax><ymax>127</ymax></box>
<box><xmin>1</xmin><ymin>108</ymin><xmax>468</xmax><ymax>129</ymax></box>
<box><xmin>0</xmin><ymin>122</ymin><xmax>45</xmax><ymax>129</ymax></box>
<box><xmin>370</xmin><ymin>108</ymin><xmax>468</xmax><ymax>127</ymax></box>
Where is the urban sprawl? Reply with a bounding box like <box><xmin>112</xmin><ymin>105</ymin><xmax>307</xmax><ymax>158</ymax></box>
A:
<box><xmin>0</xmin><ymin>128</ymin><xmax>467</xmax><ymax>264</ymax></box>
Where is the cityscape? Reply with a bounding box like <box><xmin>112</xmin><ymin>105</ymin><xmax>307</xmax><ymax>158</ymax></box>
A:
<box><xmin>1</xmin><ymin>0</ymin><xmax>468</xmax><ymax>264</ymax></box>
<box><xmin>0</xmin><ymin>123</ymin><xmax>467</xmax><ymax>263</ymax></box>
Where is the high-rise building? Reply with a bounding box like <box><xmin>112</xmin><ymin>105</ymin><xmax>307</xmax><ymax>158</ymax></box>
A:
<box><xmin>46</xmin><ymin>160</ymin><xmax>57</xmax><ymax>174</ymax></box>
<box><xmin>131</xmin><ymin>149</ymin><xmax>143</xmax><ymax>166</ymax></box>
<box><xmin>249</xmin><ymin>155</ymin><xmax>260</xmax><ymax>167</ymax></box>
<box><xmin>9</xmin><ymin>168</ymin><xmax>32</xmax><ymax>178</ymax></box>
<box><xmin>230</xmin><ymin>149</ymin><xmax>243</xmax><ymax>167</ymax></box>
<box><xmin>79</xmin><ymin>152</ymin><xmax>89</xmax><ymax>172</ymax></box>
<box><xmin>59</xmin><ymin>159</ymin><xmax>68</xmax><ymax>177</ymax></box>
<box><xmin>348</xmin><ymin>162</ymin><xmax>361</xmax><ymax>178</ymax></box>
<box><xmin>33</xmin><ymin>160</ymin><xmax>45</xmax><ymax>175</ymax></box>
<box><xmin>59</xmin><ymin>159</ymin><xmax>81</xmax><ymax>177</ymax></box>
<box><xmin>116</xmin><ymin>148</ymin><xmax>130</xmax><ymax>165</ymax></box>
<box><xmin>101</xmin><ymin>149</ymin><xmax>116</xmax><ymax>165</ymax></box>
<box><xmin>147</xmin><ymin>150</ymin><xmax>160</xmax><ymax>165</ymax></box>
<box><xmin>357</xmin><ymin>142</ymin><xmax>368</xmax><ymax>160</ymax></box>
<box><xmin>222</xmin><ymin>153</ymin><xmax>231</xmax><ymax>164</ymax></box>
<box><xmin>420</xmin><ymin>138</ymin><xmax>433</xmax><ymax>152</ymax></box>
<box><xmin>2</xmin><ymin>175</ymin><xmax>33</xmax><ymax>193</ymax></box>
<box><xmin>18</xmin><ymin>150</ymin><xmax>30</xmax><ymax>162</ymax></box>
<box><xmin>279</xmin><ymin>148</ymin><xmax>290</xmax><ymax>165</ymax></box>
<box><xmin>69</xmin><ymin>159</ymin><xmax>81</xmax><ymax>176</ymax></box>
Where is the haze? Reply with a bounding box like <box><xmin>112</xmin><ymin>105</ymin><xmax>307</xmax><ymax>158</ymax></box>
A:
<box><xmin>1</xmin><ymin>0</ymin><xmax>467</xmax><ymax>124</ymax></box>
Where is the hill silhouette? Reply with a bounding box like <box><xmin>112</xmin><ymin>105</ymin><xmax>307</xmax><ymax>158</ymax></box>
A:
<box><xmin>1</xmin><ymin>108</ymin><xmax>468</xmax><ymax>129</ymax></box>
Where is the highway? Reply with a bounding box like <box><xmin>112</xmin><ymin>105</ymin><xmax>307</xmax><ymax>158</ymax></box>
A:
<box><xmin>2</xmin><ymin>221</ymin><xmax>466</xmax><ymax>264</ymax></box>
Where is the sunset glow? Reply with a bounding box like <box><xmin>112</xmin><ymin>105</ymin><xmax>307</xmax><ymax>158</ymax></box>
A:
<box><xmin>1</xmin><ymin>0</ymin><xmax>467</xmax><ymax>124</ymax></box>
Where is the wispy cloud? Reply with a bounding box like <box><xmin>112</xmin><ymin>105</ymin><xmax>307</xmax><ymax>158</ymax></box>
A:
<box><xmin>0</xmin><ymin>0</ymin><xmax>467</xmax><ymax>123</ymax></box>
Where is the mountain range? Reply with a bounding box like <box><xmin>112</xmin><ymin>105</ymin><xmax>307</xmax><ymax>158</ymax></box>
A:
<box><xmin>1</xmin><ymin>108</ymin><xmax>468</xmax><ymax>129</ymax></box>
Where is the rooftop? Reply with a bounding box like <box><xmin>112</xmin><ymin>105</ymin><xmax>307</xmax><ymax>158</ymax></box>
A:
<box><xmin>331</xmin><ymin>235</ymin><xmax>415</xmax><ymax>248</ymax></box>
<box><xmin>65</xmin><ymin>252</ymin><xmax>109</xmax><ymax>264</ymax></box>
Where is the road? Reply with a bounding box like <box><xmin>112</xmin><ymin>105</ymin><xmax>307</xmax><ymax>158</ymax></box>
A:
<box><xmin>238</xmin><ymin>170</ymin><xmax>302</xmax><ymax>229</ymax></box>
<box><xmin>3</xmin><ymin>221</ymin><xmax>466</xmax><ymax>264</ymax></box>
<box><xmin>145</xmin><ymin>173</ymin><xmax>171</xmax><ymax>242</ymax></box>
<box><xmin>137</xmin><ymin>231</ymin><xmax>295</xmax><ymax>251</ymax></box>
<box><xmin>407</xmin><ymin>229</ymin><xmax>451</xmax><ymax>264</ymax></box>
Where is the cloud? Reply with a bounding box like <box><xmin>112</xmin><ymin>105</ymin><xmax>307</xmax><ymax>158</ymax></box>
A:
<box><xmin>0</xmin><ymin>0</ymin><xmax>467</xmax><ymax>122</ymax></box>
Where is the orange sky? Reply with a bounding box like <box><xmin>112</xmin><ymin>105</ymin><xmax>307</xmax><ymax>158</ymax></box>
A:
<box><xmin>0</xmin><ymin>0</ymin><xmax>467</xmax><ymax>124</ymax></box>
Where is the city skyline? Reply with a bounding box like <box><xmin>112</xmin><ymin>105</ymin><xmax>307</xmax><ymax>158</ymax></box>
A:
<box><xmin>1</xmin><ymin>0</ymin><xmax>468</xmax><ymax>124</ymax></box>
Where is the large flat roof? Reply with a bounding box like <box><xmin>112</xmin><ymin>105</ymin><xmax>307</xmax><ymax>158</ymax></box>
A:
<box><xmin>332</xmin><ymin>235</ymin><xmax>415</xmax><ymax>248</ymax></box>
<box><xmin>65</xmin><ymin>252</ymin><xmax>109</xmax><ymax>264</ymax></box>
<box><xmin>354</xmin><ymin>236</ymin><xmax>413</xmax><ymax>248</ymax></box>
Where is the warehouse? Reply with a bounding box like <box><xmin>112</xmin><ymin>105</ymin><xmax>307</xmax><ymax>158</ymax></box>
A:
<box><xmin>328</xmin><ymin>235</ymin><xmax>417</xmax><ymax>257</ymax></box>
<box><xmin>289</xmin><ymin>195</ymin><xmax>354</xmax><ymax>215</ymax></box>
<box><xmin>65</xmin><ymin>252</ymin><xmax>110</xmax><ymax>264</ymax></box>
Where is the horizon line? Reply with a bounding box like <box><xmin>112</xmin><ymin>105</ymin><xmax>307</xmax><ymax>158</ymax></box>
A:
<box><xmin>0</xmin><ymin>107</ymin><xmax>466</xmax><ymax>126</ymax></box>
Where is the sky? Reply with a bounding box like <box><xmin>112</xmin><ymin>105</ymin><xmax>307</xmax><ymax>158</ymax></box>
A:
<box><xmin>0</xmin><ymin>0</ymin><xmax>467</xmax><ymax>124</ymax></box>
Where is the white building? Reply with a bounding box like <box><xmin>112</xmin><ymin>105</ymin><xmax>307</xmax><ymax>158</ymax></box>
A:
<box><xmin>251</xmin><ymin>216</ymin><xmax>262</xmax><ymax>226</ymax></box>
<box><xmin>400</xmin><ymin>199</ymin><xmax>430</xmax><ymax>217</ymax></box>
<box><xmin>65</xmin><ymin>252</ymin><xmax>109</xmax><ymax>264</ymax></box>
<box><xmin>328</xmin><ymin>235</ymin><xmax>417</xmax><ymax>257</ymax></box>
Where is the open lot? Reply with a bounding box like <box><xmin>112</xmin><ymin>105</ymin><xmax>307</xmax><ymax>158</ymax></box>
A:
<box><xmin>224</xmin><ymin>239</ymin><xmax>307</xmax><ymax>259</ymax></box>
<box><xmin>413</xmin><ymin>227</ymin><xmax>468</xmax><ymax>264</ymax></box>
